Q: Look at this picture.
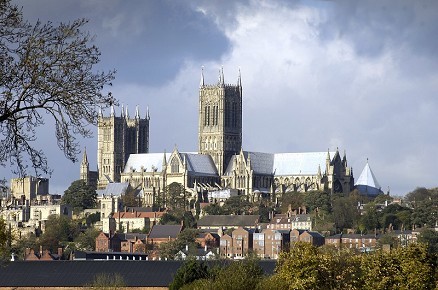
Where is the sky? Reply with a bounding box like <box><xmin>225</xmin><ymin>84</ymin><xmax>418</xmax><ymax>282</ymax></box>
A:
<box><xmin>2</xmin><ymin>0</ymin><xmax>438</xmax><ymax>196</ymax></box>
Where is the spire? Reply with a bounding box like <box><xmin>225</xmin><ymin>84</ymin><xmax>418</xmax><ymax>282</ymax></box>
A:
<box><xmin>135</xmin><ymin>105</ymin><xmax>140</xmax><ymax>119</ymax></box>
<box><xmin>221</xmin><ymin>66</ymin><xmax>224</xmax><ymax>86</ymax></box>
<box><xmin>121</xmin><ymin>104</ymin><xmax>125</xmax><ymax>117</ymax></box>
<box><xmin>110</xmin><ymin>105</ymin><xmax>115</xmax><ymax>117</ymax></box>
<box><xmin>146</xmin><ymin>106</ymin><xmax>150</xmax><ymax>120</ymax></box>
<box><xmin>81</xmin><ymin>147</ymin><xmax>89</xmax><ymax>165</ymax></box>
<box><xmin>125</xmin><ymin>105</ymin><xmax>129</xmax><ymax>119</ymax></box>
<box><xmin>98</xmin><ymin>107</ymin><xmax>103</xmax><ymax>118</ymax></box>
<box><xmin>200</xmin><ymin>66</ymin><xmax>204</xmax><ymax>87</ymax></box>
<box><xmin>162</xmin><ymin>150</ymin><xmax>167</xmax><ymax>167</ymax></box>
<box><xmin>342</xmin><ymin>149</ymin><xmax>347</xmax><ymax>167</ymax></box>
<box><xmin>326</xmin><ymin>148</ymin><xmax>331</xmax><ymax>161</ymax></box>
<box><xmin>317</xmin><ymin>164</ymin><xmax>321</xmax><ymax>177</ymax></box>
<box><xmin>237</xmin><ymin>67</ymin><xmax>241</xmax><ymax>87</ymax></box>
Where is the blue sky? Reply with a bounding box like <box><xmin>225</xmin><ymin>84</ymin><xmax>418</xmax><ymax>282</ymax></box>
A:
<box><xmin>3</xmin><ymin>0</ymin><xmax>438</xmax><ymax>196</ymax></box>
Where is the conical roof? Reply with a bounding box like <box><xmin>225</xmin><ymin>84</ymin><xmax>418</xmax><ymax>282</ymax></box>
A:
<box><xmin>355</xmin><ymin>160</ymin><xmax>382</xmax><ymax>196</ymax></box>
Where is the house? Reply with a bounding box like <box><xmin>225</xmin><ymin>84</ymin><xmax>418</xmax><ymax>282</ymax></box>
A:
<box><xmin>299</xmin><ymin>231</ymin><xmax>325</xmax><ymax>247</ymax></box>
<box><xmin>231</xmin><ymin>227</ymin><xmax>253</xmax><ymax>259</ymax></box>
<box><xmin>253</xmin><ymin>229</ymin><xmax>290</xmax><ymax>259</ymax></box>
<box><xmin>95</xmin><ymin>231</ymin><xmax>122</xmax><ymax>252</ymax></box>
<box><xmin>23</xmin><ymin>247</ymin><xmax>62</xmax><ymax>261</ymax></box>
<box><xmin>219</xmin><ymin>234</ymin><xmax>233</xmax><ymax>259</ymax></box>
<box><xmin>196</xmin><ymin>231</ymin><xmax>220</xmax><ymax>248</ymax></box>
<box><xmin>325</xmin><ymin>233</ymin><xmax>378</xmax><ymax>251</ymax></box>
<box><xmin>393</xmin><ymin>230</ymin><xmax>419</xmax><ymax>247</ymax></box>
<box><xmin>267</xmin><ymin>214</ymin><xmax>313</xmax><ymax>231</ymax></box>
<box><xmin>175</xmin><ymin>245</ymin><xmax>216</xmax><ymax>260</ymax></box>
<box><xmin>118</xmin><ymin>233</ymin><xmax>148</xmax><ymax>253</ymax></box>
<box><xmin>111</xmin><ymin>210</ymin><xmax>165</xmax><ymax>233</ymax></box>
<box><xmin>290</xmin><ymin>229</ymin><xmax>307</xmax><ymax>244</ymax></box>
<box><xmin>147</xmin><ymin>224</ymin><xmax>183</xmax><ymax>247</ymax></box>
<box><xmin>197</xmin><ymin>215</ymin><xmax>260</xmax><ymax>231</ymax></box>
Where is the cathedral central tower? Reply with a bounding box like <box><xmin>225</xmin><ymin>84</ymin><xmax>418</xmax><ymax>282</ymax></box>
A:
<box><xmin>198</xmin><ymin>67</ymin><xmax>242</xmax><ymax>174</ymax></box>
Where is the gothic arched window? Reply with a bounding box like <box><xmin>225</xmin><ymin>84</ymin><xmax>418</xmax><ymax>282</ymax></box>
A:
<box><xmin>171</xmin><ymin>157</ymin><xmax>179</xmax><ymax>173</ymax></box>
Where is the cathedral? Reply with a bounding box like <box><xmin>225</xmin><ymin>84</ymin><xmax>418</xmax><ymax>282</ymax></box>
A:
<box><xmin>81</xmin><ymin>68</ymin><xmax>354</xmax><ymax>206</ymax></box>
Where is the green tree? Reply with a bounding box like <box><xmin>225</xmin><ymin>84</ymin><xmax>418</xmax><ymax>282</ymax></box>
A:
<box><xmin>0</xmin><ymin>0</ymin><xmax>115</xmax><ymax>176</ymax></box>
<box><xmin>203</xmin><ymin>203</ymin><xmax>225</xmax><ymax>215</ymax></box>
<box><xmin>74</xmin><ymin>227</ymin><xmax>100</xmax><ymax>251</ymax></box>
<box><xmin>160</xmin><ymin>228</ymin><xmax>200</xmax><ymax>260</ymax></box>
<box><xmin>361</xmin><ymin>243</ymin><xmax>435</xmax><ymax>290</ymax></box>
<box><xmin>169</xmin><ymin>258</ymin><xmax>209</xmax><ymax>290</ymax></box>
<box><xmin>209</xmin><ymin>257</ymin><xmax>264</xmax><ymax>290</ymax></box>
<box><xmin>164</xmin><ymin>182</ymin><xmax>190</xmax><ymax>211</ymax></box>
<box><xmin>332</xmin><ymin>195</ymin><xmax>360</xmax><ymax>231</ymax></box>
<box><xmin>39</xmin><ymin>214</ymin><xmax>80</xmax><ymax>252</ymax></box>
<box><xmin>418</xmin><ymin>228</ymin><xmax>438</xmax><ymax>254</ymax></box>
<box><xmin>62</xmin><ymin>180</ymin><xmax>97</xmax><ymax>213</ymax></box>
<box><xmin>373</xmin><ymin>193</ymin><xmax>393</xmax><ymax>204</ymax></box>
<box><xmin>280</xmin><ymin>191</ymin><xmax>305</xmax><ymax>213</ymax></box>
<box><xmin>304</xmin><ymin>190</ymin><xmax>331</xmax><ymax>213</ymax></box>
<box><xmin>222</xmin><ymin>195</ymin><xmax>252</xmax><ymax>215</ymax></box>
<box><xmin>359</xmin><ymin>203</ymin><xmax>380</xmax><ymax>232</ymax></box>
<box><xmin>269</xmin><ymin>242</ymin><xmax>321</xmax><ymax>289</ymax></box>
<box><xmin>0</xmin><ymin>218</ymin><xmax>12</xmax><ymax>262</ymax></box>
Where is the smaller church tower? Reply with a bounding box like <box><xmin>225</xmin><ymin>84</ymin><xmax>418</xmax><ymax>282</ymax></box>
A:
<box><xmin>80</xmin><ymin>147</ymin><xmax>98</xmax><ymax>189</ymax></box>
<box><xmin>80</xmin><ymin>147</ymin><xmax>89</xmax><ymax>182</ymax></box>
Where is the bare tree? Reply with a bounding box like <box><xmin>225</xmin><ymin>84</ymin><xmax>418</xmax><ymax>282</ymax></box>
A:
<box><xmin>0</xmin><ymin>0</ymin><xmax>116</xmax><ymax>176</ymax></box>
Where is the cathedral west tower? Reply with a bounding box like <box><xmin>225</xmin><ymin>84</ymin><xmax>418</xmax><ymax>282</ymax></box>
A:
<box><xmin>198</xmin><ymin>67</ymin><xmax>242</xmax><ymax>174</ymax></box>
<box><xmin>97</xmin><ymin>105</ymin><xmax>150</xmax><ymax>189</ymax></box>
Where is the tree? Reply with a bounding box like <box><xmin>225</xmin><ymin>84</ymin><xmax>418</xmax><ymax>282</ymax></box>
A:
<box><xmin>164</xmin><ymin>182</ymin><xmax>190</xmax><ymax>211</ymax></box>
<box><xmin>169</xmin><ymin>258</ymin><xmax>209</xmax><ymax>290</ymax></box>
<box><xmin>159</xmin><ymin>228</ymin><xmax>200</xmax><ymax>260</ymax></box>
<box><xmin>222</xmin><ymin>195</ymin><xmax>252</xmax><ymax>215</ymax></box>
<box><xmin>304</xmin><ymin>190</ymin><xmax>331</xmax><ymax>213</ymax></box>
<box><xmin>332</xmin><ymin>195</ymin><xmax>359</xmax><ymax>231</ymax></box>
<box><xmin>280</xmin><ymin>191</ymin><xmax>305</xmax><ymax>213</ymax></box>
<box><xmin>0</xmin><ymin>0</ymin><xmax>115</xmax><ymax>176</ymax></box>
<box><xmin>203</xmin><ymin>203</ymin><xmax>225</xmax><ymax>215</ymax></box>
<box><xmin>62</xmin><ymin>179</ymin><xmax>97</xmax><ymax>213</ymax></box>
<box><xmin>417</xmin><ymin>228</ymin><xmax>438</xmax><ymax>254</ymax></box>
<box><xmin>74</xmin><ymin>227</ymin><xmax>100</xmax><ymax>251</ymax></box>
<box><xmin>0</xmin><ymin>218</ymin><xmax>12</xmax><ymax>262</ymax></box>
<box><xmin>39</xmin><ymin>214</ymin><xmax>80</xmax><ymax>252</ymax></box>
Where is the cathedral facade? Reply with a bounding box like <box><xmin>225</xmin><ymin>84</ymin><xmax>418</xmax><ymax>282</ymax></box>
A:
<box><xmin>81</xmin><ymin>68</ymin><xmax>354</xmax><ymax>206</ymax></box>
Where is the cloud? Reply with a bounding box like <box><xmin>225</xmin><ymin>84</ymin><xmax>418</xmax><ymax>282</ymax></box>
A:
<box><xmin>4</xmin><ymin>0</ymin><xmax>438</xmax><ymax>196</ymax></box>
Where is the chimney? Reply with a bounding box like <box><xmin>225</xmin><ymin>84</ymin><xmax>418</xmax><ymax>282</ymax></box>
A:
<box><xmin>58</xmin><ymin>247</ymin><xmax>63</xmax><ymax>259</ymax></box>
